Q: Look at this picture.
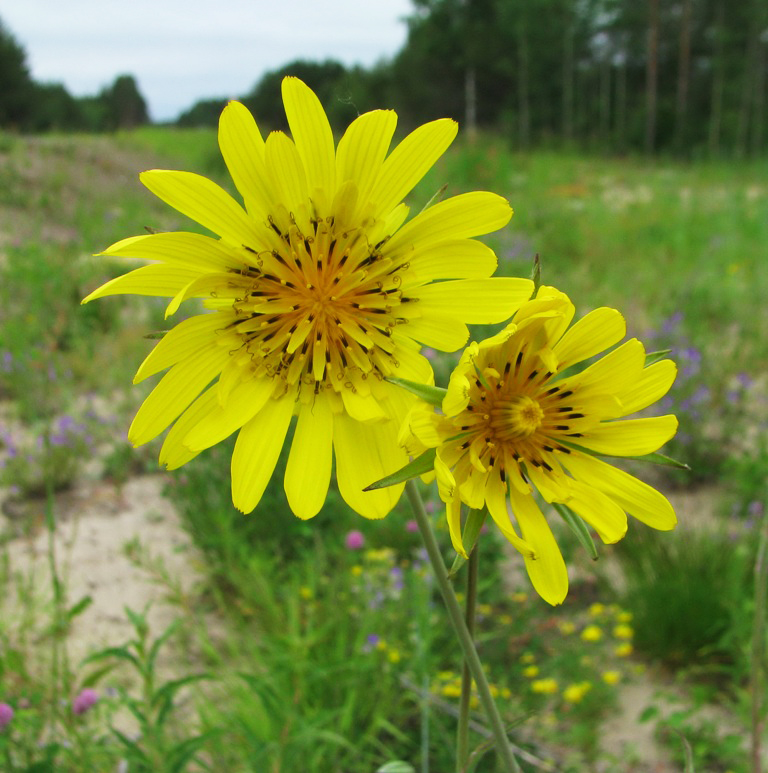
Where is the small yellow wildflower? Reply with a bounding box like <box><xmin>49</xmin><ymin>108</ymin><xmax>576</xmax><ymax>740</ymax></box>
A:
<box><xmin>376</xmin><ymin>638</ymin><xmax>388</xmax><ymax>651</ymax></box>
<box><xmin>602</xmin><ymin>670</ymin><xmax>621</xmax><ymax>685</ymax></box>
<box><xmin>387</xmin><ymin>649</ymin><xmax>401</xmax><ymax>664</ymax></box>
<box><xmin>557</xmin><ymin>621</ymin><xmax>576</xmax><ymax>635</ymax></box>
<box><xmin>501</xmin><ymin>687</ymin><xmax>512</xmax><ymax>700</ymax></box>
<box><xmin>613</xmin><ymin>623</ymin><xmax>634</xmax><ymax>639</ymax></box>
<box><xmin>615</xmin><ymin>642</ymin><xmax>633</xmax><ymax>657</ymax></box>
<box><xmin>499</xmin><ymin>613</ymin><xmax>513</xmax><ymax>625</ymax></box>
<box><xmin>562</xmin><ymin>682</ymin><xmax>592</xmax><ymax>703</ymax></box>
<box><xmin>588</xmin><ymin>602</ymin><xmax>605</xmax><ymax>617</ymax></box>
<box><xmin>351</xmin><ymin>565</ymin><xmax>363</xmax><ymax>577</ymax></box>
<box><xmin>299</xmin><ymin>586</ymin><xmax>313</xmax><ymax>600</ymax></box>
<box><xmin>478</xmin><ymin>603</ymin><xmax>494</xmax><ymax>616</ymax></box>
<box><xmin>581</xmin><ymin>625</ymin><xmax>603</xmax><ymax>642</ymax></box>
<box><xmin>523</xmin><ymin>665</ymin><xmax>540</xmax><ymax>678</ymax></box>
<box><xmin>441</xmin><ymin>683</ymin><xmax>462</xmax><ymax>698</ymax></box>
<box><xmin>531</xmin><ymin>678</ymin><xmax>559</xmax><ymax>695</ymax></box>
<box><xmin>512</xmin><ymin>591</ymin><xmax>528</xmax><ymax>603</ymax></box>
<box><xmin>519</xmin><ymin>652</ymin><xmax>536</xmax><ymax>664</ymax></box>
<box><xmin>616</xmin><ymin>610</ymin><xmax>633</xmax><ymax>623</ymax></box>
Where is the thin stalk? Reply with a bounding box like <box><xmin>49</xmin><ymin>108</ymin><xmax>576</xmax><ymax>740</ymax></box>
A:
<box><xmin>457</xmin><ymin>544</ymin><xmax>479</xmax><ymax>771</ymax></box>
<box><xmin>405</xmin><ymin>481</ymin><xmax>521</xmax><ymax>773</ymax></box>
<box><xmin>751</xmin><ymin>505</ymin><xmax>768</xmax><ymax>773</ymax></box>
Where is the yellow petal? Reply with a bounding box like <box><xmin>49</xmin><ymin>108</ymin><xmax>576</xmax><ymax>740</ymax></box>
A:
<box><xmin>508</xmin><ymin>486</ymin><xmax>568</xmax><ymax>605</ymax></box>
<box><xmin>281</xmin><ymin>77</ymin><xmax>336</xmax><ymax>207</ymax></box>
<box><xmin>565</xmin><ymin>481</ymin><xmax>628</xmax><ymax>544</ymax></box>
<box><xmin>284</xmin><ymin>395</ymin><xmax>334</xmax><ymax>519</ymax></box>
<box><xmin>445</xmin><ymin>496</ymin><xmax>466</xmax><ymax>557</ymax></box>
<box><xmin>407</xmin><ymin>239</ymin><xmax>498</xmax><ymax>280</ymax></box>
<box><xmin>129</xmin><ymin>343</ymin><xmax>230</xmax><ymax>446</ymax></box>
<box><xmin>369</xmin><ymin>118</ymin><xmax>458</xmax><ymax>216</ymax></box>
<box><xmin>553</xmin><ymin>307</ymin><xmax>626</xmax><ymax>369</ymax></box>
<box><xmin>159</xmin><ymin>387</ymin><xmax>219</xmax><ymax>469</ymax></box>
<box><xmin>485</xmin><ymin>472</ymin><xmax>533</xmax><ymax>555</ymax></box>
<box><xmin>231</xmin><ymin>396</ymin><xmax>295</xmax><ymax>513</ymax></box>
<box><xmin>561</xmin><ymin>451</ymin><xmax>677</xmax><ymax>531</ymax></box>
<box><xmin>575</xmin><ymin>415</ymin><xmax>678</xmax><ymax>456</ymax></box>
<box><xmin>617</xmin><ymin>359</ymin><xmax>677</xmax><ymax>415</ymax></box>
<box><xmin>414</xmin><ymin>278</ymin><xmax>533</xmax><ymax>323</ymax></box>
<box><xmin>101</xmin><ymin>231</ymin><xmax>246</xmax><ymax>271</ymax></box>
<box><xmin>218</xmin><ymin>100</ymin><xmax>274</xmax><ymax>217</ymax></box>
<box><xmin>336</xmin><ymin>109</ymin><xmax>397</xmax><ymax>205</ymax></box>
<box><xmin>404</xmin><ymin>316</ymin><xmax>469</xmax><ymax>351</ymax></box>
<box><xmin>386</xmin><ymin>192</ymin><xmax>512</xmax><ymax>255</ymax></box>
<box><xmin>134</xmin><ymin>313</ymin><xmax>226</xmax><ymax>383</ymax></box>
<box><xmin>264</xmin><ymin>131</ymin><xmax>310</xmax><ymax>225</ymax></box>
<box><xmin>340</xmin><ymin>387</ymin><xmax>387</xmax><ymax>422</ymax></box>
<box><xmin>140</xmin><ymin>170</ymin><xmax>262</xmax><ymax>246</ymax></box>
<box><xmin>334</xmin><ymin>413</ymin><xmax>406</xmax><ymax>518</ymax></box>
<box><xmin>82</xmin><ymin>264</ymin><xmax>203</xmax><ymax>302</ymax></box>
<box><xmin>183</xmin><ymin>377</ymin><xmax>275</xmax><ymax>452</ymax></box>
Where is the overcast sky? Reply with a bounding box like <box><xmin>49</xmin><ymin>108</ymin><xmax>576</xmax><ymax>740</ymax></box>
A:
<box><xmin>3</xmin><ymin>0</ymin><xmax>414</xmax><ymax>121</ymax></box>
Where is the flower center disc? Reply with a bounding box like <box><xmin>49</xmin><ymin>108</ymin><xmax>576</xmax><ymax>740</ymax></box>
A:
<box><xmin>491</xmin><ymin>395</ymin><xmax>544</xmax><ymax>440</ymax></box>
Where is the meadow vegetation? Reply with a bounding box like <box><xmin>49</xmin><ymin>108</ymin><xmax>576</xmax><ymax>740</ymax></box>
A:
<box><xmin>0</xmin><ymin>126</ymin><xmax>766</xmax><ymax>771</ymax></box>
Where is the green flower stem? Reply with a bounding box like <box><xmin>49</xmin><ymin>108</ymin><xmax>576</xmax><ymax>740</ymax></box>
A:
<box><xmin>751</xmin><ymin>505</ymin><xmax>768</xmax><ymax>773</ymax></box>
<box><xmin>405</xmin><ymin>481</ymin><xmax>521</xmax><ymax>773</ymax></box>
<box><xmin>457</xmin><ymin>543</ymin><xmax>479</xmax><ymax>771</ymax></box>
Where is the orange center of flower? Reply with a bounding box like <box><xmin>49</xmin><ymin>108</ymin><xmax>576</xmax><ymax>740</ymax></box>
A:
<box><xmin>230</xmin><ymin>216</ymin><xmax>412</xmax><ymax>393</ymax></box>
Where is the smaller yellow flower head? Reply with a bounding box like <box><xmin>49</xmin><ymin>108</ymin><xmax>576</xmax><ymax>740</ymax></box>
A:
<box><xmin>401</xmin><ymin>286</ymin><xmax>678</xmax><ymax>605</ymax></box>
<box><xmin>602</xmin><ymin>670</ymin><xmax>622</xmax><ymax>685</ymax></box>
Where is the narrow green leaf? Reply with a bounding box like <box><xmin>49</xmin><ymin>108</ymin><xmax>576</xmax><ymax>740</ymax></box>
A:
<box><xmin>386</xmin><ymin>376</ymin><xmax>446</xmax><ymax>406</ymax></box>
<box><xmin>364</xmin><ymin>449</ymin><xmax>436</xmax><ymax>491</ymax></box>
<box><xmin>645</xmin><ymin>348</ymin><xmax>672</xmax><ymax>365</ymax></box>
<box><xmin>530</xmin><ymin>252</ymin><xmax>541</xmax><ymax>296</ymax></box>
<box><xmin>377</xmin><ymin>763</ymin><xmax>416</xmax><ymax>773</ymax></box>
<box><xmin>553</xmin><ymin>502</ymin><xmax>598</xmax><ymax>561</ymax></box>
<box><xmin>559</xmin><ymin>440</ymin><xmax>690</xmax><ymax>471</ymax></box>
<box><xmin>633</xmin><ymin>451</ymin><xmax>690</xmax><ymax>470</ymax></box>
<box><xmin>66</xmin><ymin>595</ymin><xmax>93</xmax><ymax>621</ymax></box>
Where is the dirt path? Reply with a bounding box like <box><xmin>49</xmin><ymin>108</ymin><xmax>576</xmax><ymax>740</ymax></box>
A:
<box><xmin>3</xmin><ymin>475</ymin><xmax>201</xmax><ymax>666</ymax></box>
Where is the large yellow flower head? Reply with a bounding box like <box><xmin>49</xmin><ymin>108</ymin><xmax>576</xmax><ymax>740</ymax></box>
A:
<box><xmin>83</xmin><ymin>77</ymin><xmax>532</xmax><ymax>520</ymax></box>
<box><xmin>402</xmin><ymin>287</ymin><xmax>678</xmax><ymax>605</ymax></box>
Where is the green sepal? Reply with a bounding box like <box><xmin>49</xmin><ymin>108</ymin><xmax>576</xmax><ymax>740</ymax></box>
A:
<box><xmin>553</xmin><ymin>502</ymin><xmax>598</xmax><ymax>561</ymax></box>
<box><xmin>364</xmin><ymin>448</ymin><xmax>437</xmax><ymax>491</ymax></box>
<box><xmin>530</xmin><ymin>252</ymin><xmax>541</xmax><ymax>297</ymax></box>
<box><xmin>645</xmin><ymin>348</ymin><xmax>672</xmax><ymax>365</ymax></box>
<box><xmin>448</xmin><ymin>507</ymin><xmax>487</xmax><ymax>578</ymax></box>
<box><xmin>559</xmin><ymin>440</ymin><xmax>690</xmax><ymax>471</ymax></box>
<box><xmin>625</xmin><ymin>451</ymin><xmax>690</xmax><ymax>470</ymax></box>
<box><xmin>386</xmin><ymin>376</ymin><xmax>446</xmax><ymax>406</ymax></box>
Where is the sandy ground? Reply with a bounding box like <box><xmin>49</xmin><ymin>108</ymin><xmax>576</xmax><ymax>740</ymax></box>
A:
<box><xmin>3</xmin><ymin>475</ymin><xmax>202</xmax><ymax>667</ymax></box>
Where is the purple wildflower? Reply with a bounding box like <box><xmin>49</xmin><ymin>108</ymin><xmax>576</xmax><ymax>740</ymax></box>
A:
<box><xmin>72</xmin><ymin>688</ymin><xmax>99</xmax><ymax>716</ymax></box>
<box><xmin>344</xmin><ymin>530</ymin><xmax>365</xmax><ymax>550</ymax></box>
<box><xmin>0</xmin><ymin>702</ymin><xmax>13</xmax><ymax>730</ymax></box>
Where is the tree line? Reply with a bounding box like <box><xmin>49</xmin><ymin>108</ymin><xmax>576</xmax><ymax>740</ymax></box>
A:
<box><xmin>0</xmin><ymin>19</ymin><xmax>148</xmax><ymax>132</ymax></box>
<box><xmin>3</xmin><ymin>0</ymin><xmax>768</xmax><ymax>157</ymax></box>
<box><xmin>181</xmin><ymin>0</ymin><xmax>768</xmax><ymax>158</ymax></box>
